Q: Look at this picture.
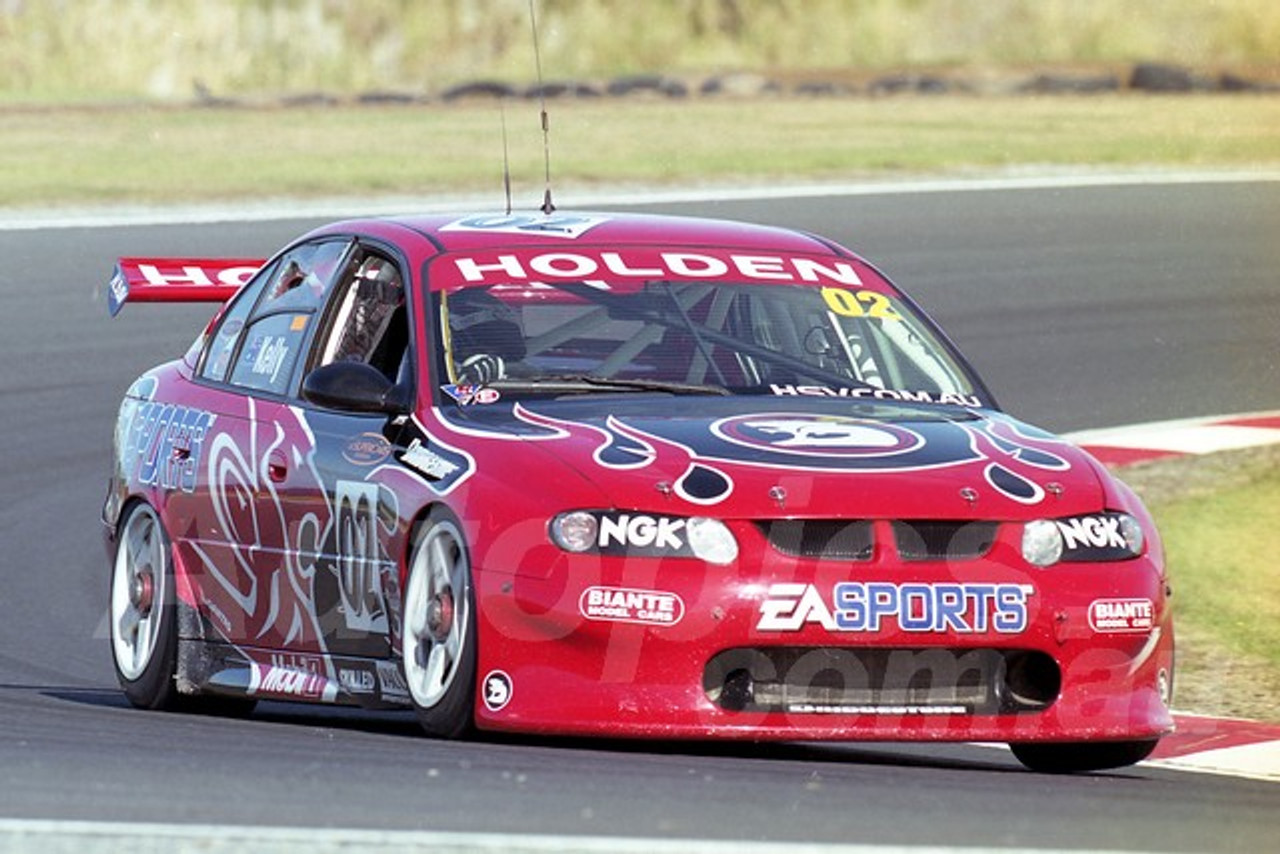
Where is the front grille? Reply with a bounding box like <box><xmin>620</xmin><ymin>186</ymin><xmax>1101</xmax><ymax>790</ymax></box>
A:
<box><xmin>758</xmin><ymin>520</ymin><xmax>873</xmax><ymax>561</ymax></box>
<box><xmin>892</xmin><ymin>520</ymin><xmax>997</xmax><ymax>561</ymax></box>
<box><xmin>704</xmin><ymin>647</ymin><xmax>1059</xmax><ymax>715</ymax></box>
<box><xmin>758</xmin><ymin>519</ymin><xmax>997</xmax><ymax>562</ymax></box>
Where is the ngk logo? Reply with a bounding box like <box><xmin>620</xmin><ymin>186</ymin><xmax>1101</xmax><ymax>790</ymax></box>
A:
<box><xmin>599</xmin><ymin>514</ymin><xmax>686</xmax><ymax>550</ymax></box>
<box><xmin>1056</xmin><ymin>515</ymin><xmax>1127</xmax><ymax>550</ymax></box>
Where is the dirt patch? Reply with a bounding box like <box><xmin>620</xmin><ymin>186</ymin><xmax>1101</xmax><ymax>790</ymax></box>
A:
<box><xmin>1116</xmin><ymin>444</ymin><xmax>1280</xmax><ymax>722</ymax></box>
<box><xmin>1115</xmin><ymin>443</ymin><xmax>1280</xmax><ymax>506</ymax></box>
<box><xmin>1171</xmin><ymin>623</ymin><xmax>1280</xmax><ymax>722</ymax></box>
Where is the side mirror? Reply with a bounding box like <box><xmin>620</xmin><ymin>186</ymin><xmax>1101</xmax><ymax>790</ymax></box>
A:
<box><xmin>301</xmin><ymin>362</ymin><xmax>410</xmax><ymax>414</ymax></box>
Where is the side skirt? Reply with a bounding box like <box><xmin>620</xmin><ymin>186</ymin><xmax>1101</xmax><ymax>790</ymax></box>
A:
<box><xmin>175</xmin><ymin>636</ymin><xmax>413</xmax><ymax>710</ymax></box>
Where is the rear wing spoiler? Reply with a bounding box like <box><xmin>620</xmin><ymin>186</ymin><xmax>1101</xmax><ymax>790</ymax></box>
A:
<box><xmin>108</xmin><ymin>257</ymin><xmax>264</xmax><ymax>316</ymax></box>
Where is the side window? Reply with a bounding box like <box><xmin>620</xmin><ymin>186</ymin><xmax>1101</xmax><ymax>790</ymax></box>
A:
<box><xmin>222</xmin><ymin>239</ymin><xmax>352</xmax><ymax>396</ymax></box>
<box><xmin>313</xmin><ymin>252</ymin><xmax>409</xmax><ymax>384</ymax></box>
<box><xmin>257</xmin><ymin>240</ymin><xmax>347</xmax><ymax>315</ymax></box>
<box><xmin>228</xmin><ymin>312</ymin><xmax>312</xmax><ymax>394</ymax></box>
<box><xmin>200</xmin><ymin>262</ymin><xmax>275</xmax><ymax>383</ymax></box>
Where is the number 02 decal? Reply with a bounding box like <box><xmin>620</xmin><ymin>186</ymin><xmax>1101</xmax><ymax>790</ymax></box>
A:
<box><xmin>821</xmin><ymin>287</ymin><xmax>903</xmax><ymax>321</ymax></box>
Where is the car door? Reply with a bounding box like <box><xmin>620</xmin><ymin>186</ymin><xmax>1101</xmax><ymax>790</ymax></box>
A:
<box><xmin>178</xmin><ymin>238</ymin><xmax>353</xmax><ymax>657</ymax></box>
<box><xmin>291</xmin><ymin>246</ymin><xmax>416</xmax><ymax>661</ymax></box>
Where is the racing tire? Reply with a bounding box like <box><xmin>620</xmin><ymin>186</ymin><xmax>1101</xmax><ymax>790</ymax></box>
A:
<box><xmin>1009</xmin><ymin>739</ymin><xmax>1159</xmax><ymax>773</ymax></box>
<box><xmin>110</xmin><ymin>502</ymin><xmax>183</xmax><ymax>710</ymax></box>
<box><xmin>110</xmin><ymin>502</ymin><xmax>257</xmax><ymax>717</ymax></box>
<box><xmin>402</xmin><ymin>507</ymin><xmax>477</xmax><ymax>738</ymax></box>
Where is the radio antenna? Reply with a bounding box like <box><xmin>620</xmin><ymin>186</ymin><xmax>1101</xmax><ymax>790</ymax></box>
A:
<box><xmin>528</xmin><ymin>0</ymin><xmax>555</xmax><ymax>214</ymax></box>
<box><xmin>500</xmin><ymin>103</ymin><xmax>513</xmax><ymax>215</ymax></box>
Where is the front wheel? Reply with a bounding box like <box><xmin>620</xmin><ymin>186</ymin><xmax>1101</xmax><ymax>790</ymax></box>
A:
<box><xmin>1010</xmin><ymin>739</ymin><xmax>1159</xmax><ymax>773</ymax></box>
<box><xmin>110</xmin><ymin>502</ymin><xmax>181</xmax><ymax>710</ymax></box>
<box><xmin>401</xmin><ymin>507</ymin><xmax>477</xmax><ymax>738</ymax></box>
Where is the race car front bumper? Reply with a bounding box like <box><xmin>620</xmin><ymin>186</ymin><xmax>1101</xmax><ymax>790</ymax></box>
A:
<box><xmin>470</xmin><ymin>520</ymin><xmax>1175</xmax><ymax>744</ymax></box>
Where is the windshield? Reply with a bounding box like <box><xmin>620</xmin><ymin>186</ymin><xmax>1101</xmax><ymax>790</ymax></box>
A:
<box><xmin>430</xmin><ymin>278</ymin><xmax>986</xmax><ymax>406</ymax></box>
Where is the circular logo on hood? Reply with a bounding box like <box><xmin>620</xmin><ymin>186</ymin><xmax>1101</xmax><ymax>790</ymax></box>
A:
<box><xmin>710</xmin><ymin>413</ymin><xmax>923</xmax><ymax>458</ymax></box>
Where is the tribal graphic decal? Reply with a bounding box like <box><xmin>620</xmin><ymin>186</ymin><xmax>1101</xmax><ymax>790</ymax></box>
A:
<box><xmin>193</xmin><ymin>399</ymin><xmax>330</xmax><ymax>652</ymax></box>
<box><xmin>961</xmin><ymin>418</ymin><xmax>1071</xmax><ymax>505</ymax></box>
<box><xmin>514</xmin><ymin>407</ymin><xmax>735</xmax><ymax>505</ymax></box>
<box><xmin>184</xmin><ymin>401</ymin><xmax>406</xmax><ymax>665</ymax></box>
<box><xmin>435</xmin><ymin>404</ymin><xmax>1072</xmax><ymax>506</ymax></box>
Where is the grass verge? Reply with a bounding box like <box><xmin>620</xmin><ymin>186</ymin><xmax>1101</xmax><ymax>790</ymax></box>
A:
<box><xmin>1120</xmin><ymin>444</ymin><xmax>1280</xmax><ymax>722</ymax></box>
<box><xmin>3</xmin><ymin>94</ymin><xmax>1279</xmax><ymax>209</ymax></box>
<box><xmin>5</xmin><ymin>0</ymin><xmax>1280</xmax><ymax>101</ymax></box>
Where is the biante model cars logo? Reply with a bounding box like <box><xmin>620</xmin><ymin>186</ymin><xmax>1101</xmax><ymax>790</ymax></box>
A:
<box><xmin>1088</xmin><ymin>598</ymin><xmax>1155</xmax><ymax>633</ymax></box>
<box><xmin>579</xmin><ymin>586</ymin><xmax>685</xmax><ymax>627</ymax></box>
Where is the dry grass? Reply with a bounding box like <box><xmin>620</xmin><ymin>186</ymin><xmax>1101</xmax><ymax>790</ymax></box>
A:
<box><xmin>2</xmin><ymin>95</ymin><xmax>1278</xmax><ymax>209</ymax></box>
<box><xmin>1119</xmin><ymin>445</ymin><xmax>1280</xmax><ymax>721</ymax></box>
<box><xmin>2</xmin><ymin>0</ymin><xmax>1279</xmax><ymax>102</ymax></box>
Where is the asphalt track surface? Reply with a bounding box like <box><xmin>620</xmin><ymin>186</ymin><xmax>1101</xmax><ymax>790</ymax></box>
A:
<box><xmin>1</xmin><ymin>180</ymin><xmax>1278</xmax><ymax>852</ymax></box>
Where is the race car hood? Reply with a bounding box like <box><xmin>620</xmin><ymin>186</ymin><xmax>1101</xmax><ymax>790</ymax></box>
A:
<box><xmin>438</xmin><ymin>397</ymin><xmax>1108</xmax><ymax>520</ymax></box>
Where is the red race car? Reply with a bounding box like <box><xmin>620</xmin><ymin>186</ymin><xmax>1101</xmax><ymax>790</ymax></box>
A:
<box><xmin>103</xmin><ymin>210</ymin><xmax>1173</xmax><ymax>772</ymax></box>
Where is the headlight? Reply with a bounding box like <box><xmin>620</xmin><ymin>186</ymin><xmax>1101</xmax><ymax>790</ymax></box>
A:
<box><xmin>549</xmin><ymin>511</ymin><xmax>598</xmax><ymax>553</ymax></box>
<box><xmin>1022</xmin><ymin>512</ymin><xmax>1145</xmax><ymax>567</ymax></box>
<box><xmin>1021</xmin><ymin>519</ymin><xmax>1064</xmax><ymax>567</ymax></box>
<box><xmin>685</xmin><ymin>517</ymin><xmax>739</xmax><ymax>565</ymax></box>
<box><xmin>1117</xmin><ymin>513</ymin><xmax>1145</xmax><ymax>554</ymax></box>
<box><xmin>549</xmin><ymin>511</ymin><xmax>738</xmax><ymax>565</ymax></box>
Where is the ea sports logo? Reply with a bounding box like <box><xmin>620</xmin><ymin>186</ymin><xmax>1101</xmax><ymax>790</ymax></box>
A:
<box><xmin>711</xmin><ymin>413</ymin><xmax>922</xmax><ymax>458</ymax></box>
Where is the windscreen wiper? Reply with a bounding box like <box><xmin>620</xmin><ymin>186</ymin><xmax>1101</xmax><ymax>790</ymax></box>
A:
<box><xmin>489</xmin><ymin>374</ymin><xmax>731</xmax><ymax>396</ymax></box>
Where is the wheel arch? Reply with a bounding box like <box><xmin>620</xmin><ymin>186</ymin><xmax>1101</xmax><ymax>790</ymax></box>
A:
<box><xmin>398</xmin><ymin>500</ymin><xmax>479</xmax><ymax>738</ymax></box>
<box><xmin>396</xmin><ymin>495</ymin><xmax>497</xmax><ymax>582</ymax></box>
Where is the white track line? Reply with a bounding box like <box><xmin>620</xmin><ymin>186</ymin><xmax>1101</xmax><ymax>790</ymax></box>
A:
<box><xmin>0</xmin><ymin>819</ymin><xmax>1189</xmax><ymax>854</ymax></box>
<box><xmin>1145</xmin><ymin>741</ymin><xmax>1280</xmax><ymax>784</ymax></box>
<box><xmin>1064</xmin><ymin>410</ymin><xmax>1280</xmax><ymax>455</ymax></box>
